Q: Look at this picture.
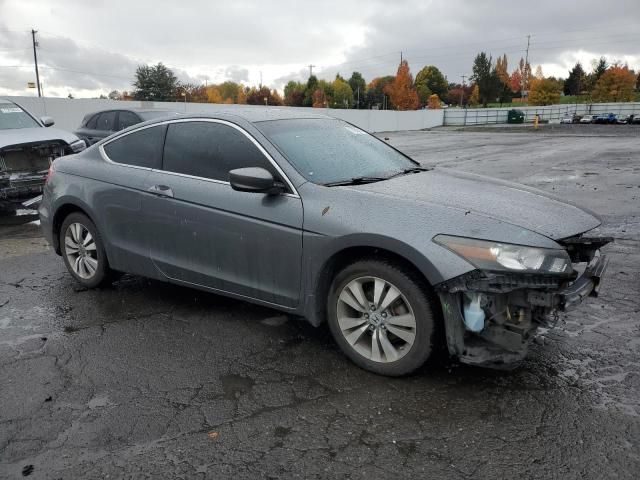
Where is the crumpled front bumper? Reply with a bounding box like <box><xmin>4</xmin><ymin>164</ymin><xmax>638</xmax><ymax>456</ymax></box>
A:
<box><xmin>437</xmin><ymin>242</ymin><xmax>610</xmax><ymax>369</ymax></box>
<box><xmin>526</xmin><ymin>253</ymin><xmax>609</xmax><ymax>311</ymax></box>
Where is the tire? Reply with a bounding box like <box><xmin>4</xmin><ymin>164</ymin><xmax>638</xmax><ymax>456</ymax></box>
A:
<box><xmin>327</xmin><ymin>259</ymin><xmax>439</xmax><ymax>376</ymax></box>
<box><xmin>60</xmin><ymin>212</ymin><xmax>112</xmax><ymax>288</ymax></box>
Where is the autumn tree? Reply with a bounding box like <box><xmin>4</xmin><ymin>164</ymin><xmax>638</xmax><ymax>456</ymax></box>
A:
<box><xmin>206</xmin><ymin>86</ymin><xmax>223</xmax><ymax>103</ymax></box>
<box><xmin>495</xmin><ymin>54</ymin><xmax>512</xmax><ymax>103</ymax></box>
<box><xmin>284</xmin><ymin>81</ymin><xmax>305</xmax><ymax>106</ymax></box>
<box><xmin>592</xmin><ymin>65</ymin><xmax>637</xmax><ymax>102</ymax></box>
<box><xmin>385</xmin><ymin>60</ymin><xmax>419</xmax><ymax>110</ymax></box>
<box><xmin>133</xmin><ymin>63</ymin><xmax>178</xmax><ymax>101</ymax></box>
<box><xmin>181</xmin><ymin>83</ymin><xmax>208</xmax><ymax>103</ymax></box>
<box><xmin>348</xmin><ymin>72</ymin><xmax>367</xmax><ymax>108</ymax></box>
<box><xmin>469</xmin><ymin>84</ymin><xmax>480</xmax><ymax>106</ymax></box>
<box><xmin>427</xmin><ymin>94</ymin><xmax>441</xmax><ymax>109</ymax></box>
<box><xmin>332</xmin><ymin>76</ymin><xmax>354</xmax><ymax>108</ymax></box>
<box><xmin>366</xmin><ymin>76</ymin><xmax>395</xmax><ymax>109</ymax></box>
<box><xmin>471</xmin><ymin>52</ymin><xmax>500</xmax><ymax>106</ymax></box>
<box><xmin>528</xmin><ymin>77</ymin><xmax>562</xmax><ymax>105</ymax></box>
<box><xmin>508</xmin><ymin>69</ymin><xmax>521</xmax><ymax>94</ymax></box>
<box><xmin>509</xmin><ymin>57</ymin><xmax>531</xmax><ymax>97</ymax></box>
<box><xmin>246</xmin><ymin>86</ymin><xmax>283</xmax><ymax>105</ymax></box>
<box><xmin>446</xmin><ymin>83</ymin><xmax>473</xmax><ymax>106</ymax></box>
<box><xmin>563</xmin><ymin>63</ymin><xmax>586</xmax><ymax>96</ymax></box>
<box><xmin>415</xmin><ymin>65</ymin><xmax>448</xmax><ymax>105</ymax></box>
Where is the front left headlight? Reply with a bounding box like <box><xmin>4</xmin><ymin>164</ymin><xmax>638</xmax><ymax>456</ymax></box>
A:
<box><xmin>434</xmin><ymin>235</ymin><xmax>573</xmax><ymax>275</ymax></box>
<box><xmin>69</xmin><ymin>139</ymin><xmax>87</xmax><ymax>153</ymax></box>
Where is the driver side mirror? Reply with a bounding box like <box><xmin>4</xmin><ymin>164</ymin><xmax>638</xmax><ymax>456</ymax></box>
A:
<box><xmin>40</xmin><ymin>116</ymin><xmax>55</xmax><ymax>127</ymax></box>
<box><xmin>229</xmin><ymin>167</ymin><xmax>285</xmax><ymax>195</ymax></box>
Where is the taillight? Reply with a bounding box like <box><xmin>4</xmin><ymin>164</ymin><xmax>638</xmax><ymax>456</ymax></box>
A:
<box><xmin>45</xmin><ymin>162</ymin><xmax>55</xmax><ymax>184</ymax></box>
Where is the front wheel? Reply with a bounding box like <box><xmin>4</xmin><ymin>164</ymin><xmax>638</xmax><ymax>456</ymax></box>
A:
<box><xmin>327</xmin><ymin>259</ymin><xmax>439</xmax><ymax>376</ymax></box>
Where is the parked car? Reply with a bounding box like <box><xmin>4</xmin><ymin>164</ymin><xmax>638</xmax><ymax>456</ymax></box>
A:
<box><xmin>593</xmin><ymin>113</ymin><xmax>617</xmax><ymax>124</ymax></box>
<box><xmin>74</xmin><ymin>109</ymin><xmax>179</xmax><ymax>145</ymax></box>
<box><xmin>560</xmin><ymin>115</ymin><xmax>573</xmax><ymax>124</ymax></box>
<box><xmin>580</xmin><ymin>115</ymin><xmax>597</xmax><ymax>124</ymax></box>
<box><xmin>39</xmin><ymin>110</ymin><xmax>610</xmax><ymax>376</ymax></box>
<box><xmin>0</xmin><ymin>98</ymin><xmax>86</xmax><ymax>216</ymax></box>
<box><xmin>629</xmin><ymin>114</ymin><xmax>640</xmax><ymax>125</ymax></box>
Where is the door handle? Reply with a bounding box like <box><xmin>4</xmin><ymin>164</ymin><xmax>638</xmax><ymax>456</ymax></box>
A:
<box><xmin>147</xmin><ymin>184</ymin><xmax>174</xmax><ymax>198</ymax></box>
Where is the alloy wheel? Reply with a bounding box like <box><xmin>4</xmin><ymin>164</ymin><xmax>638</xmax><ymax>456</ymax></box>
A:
<box><xmin>336</xmin><ymin>276</ymin><xmax>417</xmax><ymax>363</ymax></box>
<box><xmin>64</xmin><ymin>222</ymin><xmax>99</xmax><ymax>279</ymax></box>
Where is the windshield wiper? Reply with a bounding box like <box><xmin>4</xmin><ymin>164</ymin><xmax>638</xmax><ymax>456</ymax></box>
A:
<box><xmin>386</xmin><ymin>166</ymin><xmax>430</xmax><ymax>179</ymax></box>
<box><xmin>323</xmin><ymin>176</ymin><xmax>388</xmax><ymax>187</ymax></box>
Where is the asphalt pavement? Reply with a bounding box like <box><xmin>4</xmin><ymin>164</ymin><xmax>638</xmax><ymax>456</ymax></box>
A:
<box><xmin>1</xmin><ymin>125</ymin><xmax>639</xmax><ymax>479</ymax></box>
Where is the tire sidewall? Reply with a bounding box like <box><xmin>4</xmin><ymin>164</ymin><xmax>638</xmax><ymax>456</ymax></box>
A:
<box><xmin>60</xmin><ymin>212</ymin><xmax>108</xmax><ymax>288</ymax></box>
<box><xmin>327</xmin><ymin>260</ymin><xmax>436</xmax><ymax>376</ymax></box>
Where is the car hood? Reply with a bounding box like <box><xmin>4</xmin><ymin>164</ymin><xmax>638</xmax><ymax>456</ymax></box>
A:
<box><xmin>0</xmin><ymin>127</ymin><xmax>79</xmax><ymax>149</ymax></box>
<box><xmin>356</xmin><ymin>168</ymin><xmax>601</xmax><ymax>240</ymax></box>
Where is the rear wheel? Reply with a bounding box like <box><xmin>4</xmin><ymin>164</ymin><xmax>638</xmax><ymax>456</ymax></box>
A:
<box><xmin>327</xmin><ymin>259</ymin><xmax>438</xmax><ymax>376</ymax></box>
<box><xmin>60</xmin><ymin>212</ymin><xmax>112</xmax><ymax>288</ymax></box>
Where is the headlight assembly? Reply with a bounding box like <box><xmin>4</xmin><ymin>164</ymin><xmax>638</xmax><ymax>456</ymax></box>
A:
<box><xmin>434</xmin><ymin>235</ymin><xmax>572</xmax><ymax>275</ymax></box>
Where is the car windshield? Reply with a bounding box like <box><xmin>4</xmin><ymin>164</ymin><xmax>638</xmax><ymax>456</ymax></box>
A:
<box><xmin>0</xmin><ymin>104</ymin><xmax>40</xmax><ymax>130</ymax></box>
<box><xmin>258</xmin><ymin>118</ymin><xmax>417</xmax><ymax>184</ymax></box>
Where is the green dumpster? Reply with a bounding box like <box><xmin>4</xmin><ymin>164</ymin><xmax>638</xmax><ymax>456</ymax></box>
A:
<box><xmin>507</xmin><ymin>109</ymin><xmax>525</xmax><ymax>124</ymax></box>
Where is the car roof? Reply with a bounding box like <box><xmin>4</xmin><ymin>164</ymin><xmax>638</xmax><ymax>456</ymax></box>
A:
<box><xmin>0</xmin><ymin>98</ymin><xmax>17</xmax><ymax>105</ymax></box>
<box><xmin>147</xmin><ymin>107</ymin><xmax>331</xmax><ymax>124</ymax></box>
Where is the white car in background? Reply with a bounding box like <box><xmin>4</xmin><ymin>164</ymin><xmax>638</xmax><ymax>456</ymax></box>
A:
<box><xmin>580</xmin><ymin>115</ymin><xmax>597</xmax><ymax>124</ymax></box>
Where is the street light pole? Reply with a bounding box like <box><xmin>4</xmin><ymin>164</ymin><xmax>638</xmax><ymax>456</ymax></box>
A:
<box><xmin>31</xmin><ymin>29</ymin><xmax>41</xmax><ymax>98</ymax></box>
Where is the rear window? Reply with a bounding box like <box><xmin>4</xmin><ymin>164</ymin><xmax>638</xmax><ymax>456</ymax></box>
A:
<box><xmin>103</xmin><ymin>125</ymin><xmax>166</xmax><ymax>169</ymax></box>
<box><xmin>0</xmin><ymin>104</ymin><xmax>40</xmax><ymax>130</ymax></box>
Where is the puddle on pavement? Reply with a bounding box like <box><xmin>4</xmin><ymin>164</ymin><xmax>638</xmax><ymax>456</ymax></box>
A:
<box><xmin>221</xmin><ymin>374</ymin><xmax>255</xmax><ymax>400</ymax></box>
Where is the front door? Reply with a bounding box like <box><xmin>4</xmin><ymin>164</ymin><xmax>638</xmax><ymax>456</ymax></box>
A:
<box><xmin>144</xmin><ymin>120</ymin><xmax>303</xmax><ymax>308</ymax></box>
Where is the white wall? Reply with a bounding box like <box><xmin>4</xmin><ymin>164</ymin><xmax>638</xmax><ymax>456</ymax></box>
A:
<box><xmin>4</xmin><ymin>96</ymin><xmax>444</xmax><ymax>133</ymax></box>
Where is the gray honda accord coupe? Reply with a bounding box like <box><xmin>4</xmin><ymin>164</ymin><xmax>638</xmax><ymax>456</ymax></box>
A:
<box><xmin>39</xmin><ymin>109</ymin><xmax>609</xmax><ymax>376</ymax></box>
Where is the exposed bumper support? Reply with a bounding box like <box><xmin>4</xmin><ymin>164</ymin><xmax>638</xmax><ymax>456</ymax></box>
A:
<box><xmin>437</xmin><ymin>245</ymin><xmax>610</xmax><ymax>369</ymax></box>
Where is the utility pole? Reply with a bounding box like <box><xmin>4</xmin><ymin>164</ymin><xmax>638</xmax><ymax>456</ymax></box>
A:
<box><xmin>307</xmin><ymin>64</ymin><xmax>315</xmax><ymax>78</ymax></box>
<box><xmin>31</xmin><ymin>29</ymin><xmax>41</xmax><ymax>98</ymax></box>
<box><xmin>460</xmin><ymin>75</ymin><xmax>466</xmax><ymax>107</ymax></box>
<box><xmin>400</xmin><ymin>51</ymin><xmax>403</xmax><ymax>65</ymax></box>
<box><xmin>521</xmin><ymin>34</ymin><xmax>530</xmax><ymax>100</ymax></box>
<box><xmin>259</xmin><ymin>71</ymin><xmax>263</xmax><ymax>88</ymax></box>
<box><xmin>357</xmin><ymin>86</ymin><xmax>360</xmax><ymax>109</ymax></box>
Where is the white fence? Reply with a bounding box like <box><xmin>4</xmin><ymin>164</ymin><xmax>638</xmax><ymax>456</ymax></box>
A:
<box><xmin>6</xmin><ymin>96</ymin><xmax>640</xmax><ymax>132</ymax></box>
<box><xmin>443</xmin><ymin>102</ymin><xmax>640</xmax><ymax>125</ymax></box>
<box><xmin>4</xmin><ymin>96</ymin><xmax>444</xmax><ymax>133</ymax></box>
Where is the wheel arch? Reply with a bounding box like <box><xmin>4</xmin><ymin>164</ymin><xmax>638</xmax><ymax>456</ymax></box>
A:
<box><xmin>305</xmin><ymin>237</ymin><xmax>444</xmax><ymax>327</ymax></box>
<box><xmin>51</xmin><ymin>200</ymin><xmax>100</xmax><ymax>255</ymax></box>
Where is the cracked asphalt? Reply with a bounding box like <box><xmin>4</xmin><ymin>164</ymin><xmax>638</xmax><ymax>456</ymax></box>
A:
<box><xmin>1</xmin><ymin>125</ymin><xmax>639</xmax><ymax>479</ymax></box>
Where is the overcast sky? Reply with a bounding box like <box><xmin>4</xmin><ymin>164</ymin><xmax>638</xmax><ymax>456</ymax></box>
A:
<box><xmin>1</xmin><ymin>0</ymin><xmax>639</xmax><ymax>98</ymax></box>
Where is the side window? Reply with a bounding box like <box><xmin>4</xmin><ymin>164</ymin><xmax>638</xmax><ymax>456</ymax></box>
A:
<box><xmin>96</xmin><ymin>111</ymin><xmax>117</xmax><ymax>131</ymax></box>
<box><xmin>162</xmin><ymin>121</ymin><xmax>278</xmax><ymax>183</ymax></box>
<box><xmin>103</xmin><ymin>125</ymin><xmax>165</xmax><ymax>169</ymax></box>
<box><xmin>85</xmin><ymin>114</ymin><xmax>99</xmax><ymax>129</ymax></box>
<box><xmin>118</xmin><ymin>111</ymin><xmax>140</xmax><ymax>131</ymax></box>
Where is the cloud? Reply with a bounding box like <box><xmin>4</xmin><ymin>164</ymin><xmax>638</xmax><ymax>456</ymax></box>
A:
<box><xmin>224</xmin><ymin>65</ymin><xmax>249</xmax><ymax>83</ymax></box>
<box><xmin>1</xmin><ymin>0</ymin><xmax>639</xmax><ymax>97</ymax></box>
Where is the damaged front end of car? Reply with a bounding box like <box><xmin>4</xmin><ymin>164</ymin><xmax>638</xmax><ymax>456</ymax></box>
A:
<box><xmin>434</xmin><ymin>234</ymin><xmax>611</xmax><ymax>368</ymax></box>
<box><xmin>0</xmin><ymin>140</ymin><xmax>84</xmax><ymax>215</ymax></box>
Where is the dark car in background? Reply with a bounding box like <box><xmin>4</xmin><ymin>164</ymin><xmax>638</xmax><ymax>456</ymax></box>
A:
<box><xmin>74</xmin><ymin>109</ymin><xmax>179</xmax><ymax>145</ymax></box>
<box><xmin>0</xmin><ymin>98</ymin><xmax>86</xmax><ymax>216</ymax></box>
<box><xmin>593</xmin><ymin>113</ymin><xmax>618</xmax><ymax>124</ymax></box>
<box><xmin>39</xmin><ymin>109</ymin><xmax>610</xmax><ymax>376</ymax></box>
